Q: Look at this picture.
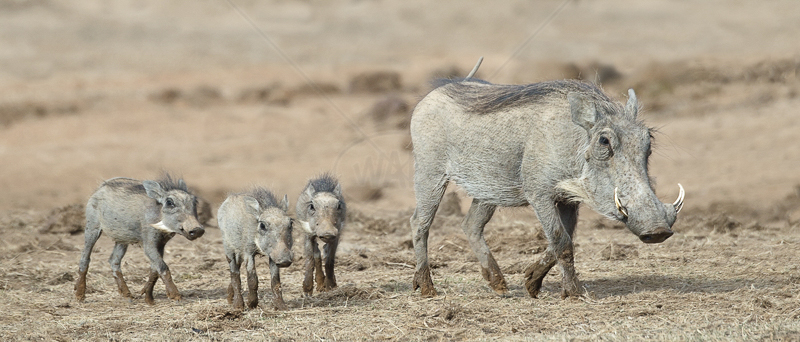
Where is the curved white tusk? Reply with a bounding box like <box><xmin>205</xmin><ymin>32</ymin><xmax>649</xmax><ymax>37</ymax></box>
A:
<box><xmin>673</xmin><ymin>183</ymin><xmax>685</xmax><ymax>214</ymax></box>
<box><xmin>614</xmin><ymin>187</ymin><xmax>628</xmax><ymax>219</ymax></box>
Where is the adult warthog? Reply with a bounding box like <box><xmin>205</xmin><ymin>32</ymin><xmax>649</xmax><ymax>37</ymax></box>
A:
<box><xmin>410</xmin><ymin>60</ymin><xmax>684</xmax><ymax>299</ymax></box>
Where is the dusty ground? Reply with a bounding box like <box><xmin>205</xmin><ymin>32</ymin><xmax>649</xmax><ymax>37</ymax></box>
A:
<box><xmin>1</xmin><ymin>0</ymin><xmax>800</xmax><ymax>340</ymax></box>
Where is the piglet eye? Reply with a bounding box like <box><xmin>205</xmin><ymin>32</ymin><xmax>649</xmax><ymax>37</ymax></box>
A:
<box><xmin>165</xmin><ymin>198</ymin><xmax>175</xmax><ymax>208</ymax></box>
<box><xmin>309</xmin><ymin>203</ymin><xmax>315</xmax><ymax>212</ymax></box>
<box><xmin>259</xmin><ymin>222</ymin><xmax>266</xmax><ymax>231</ymax></box>
<box><xmin>337</xmin><ymin>202</ymin><xmax>342</xmax><ymax>210</ymax></box>
<box><xmin>599</xmin><ymin>136</ymin><xmax>610</xmax><ymax>146</ymax></box>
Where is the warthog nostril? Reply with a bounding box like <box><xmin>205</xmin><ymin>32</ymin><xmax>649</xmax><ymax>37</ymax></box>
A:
<box><xmin>188</xmin><ymin>228</ymin><xmax>205</xmax><ymax>240</ymax></box>
<box><xmin>319</xmin><ymin>233</ymin><xmax>337</xmax><ymax>243</ymax></box>
<box><xmin>639</xmin><ymin>227</ymin><xmax>673</xmax><ymax>244</ymax></box>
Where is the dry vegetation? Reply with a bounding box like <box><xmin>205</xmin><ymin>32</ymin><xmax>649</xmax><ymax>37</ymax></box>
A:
<box><xmin>2</xmin><ymin>0</ymin><xmax>800</xmax><ymax>341</ymax></box>
<box><xmin>1</xmin><ymin>191</ymin><xmax>800</xmax><ymax>341</ymax></box>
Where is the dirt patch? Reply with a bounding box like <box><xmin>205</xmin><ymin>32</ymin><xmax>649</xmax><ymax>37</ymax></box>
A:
<box><xmin>364</xmin><ymin>94</ymin><xmax>410</xmax><ymax>129</ymax></box>
<box><xmin>38</xmin><ymin>204</ymin><xmax>85</xmax><ymax>235</ymax></box>
<box><xmin>0</xmin><ymin>100</ymin><xmax>86</xmax><ymax>127</ymax></box>
<box><xmin>235</xmin><ymin>83</ymin><xmax>292</xmax><ymax>106</ymax></box>
<box><xmin>599</xmin><ymin>243</ymin><xmax>639</xmax><ymax>261</ymax></box>
<box><xmin>349</xmin><ymin>71</ymin><xmax>403</xmax><ymax>93</ymax></box>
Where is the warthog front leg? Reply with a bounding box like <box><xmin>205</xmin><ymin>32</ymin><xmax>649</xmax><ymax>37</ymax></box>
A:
<box><xmin>528</xmin><ymin>200</ymin><xmax>582</xmax><ymax>298</ymax></box>
<box><xmin>461</xmin><ymin>199</ymin><xmax>507</xmax><ymax>295</ymax></box>
<box><xmin>302</xmin><ymin>235</ymin><xmax>320</xmax><ymax>296</ymax></box>
<box><xmin>556</xmin><ymin>202</ymin><xmax>581</xmax><ymax>298</ymax></box>
<box><xmin>524</xmin><ymin>251</ymin><xmax>556</xmax><ymax>298</ymax></box>
<box><xmin>322</xmin><ymin>238</ymin><xmax>338</xmax><ymax>291</ymax></box>
<box><xmin>245</xmin><ymin>254</ymin><xmax>259</xmax><ymax>309</ymax></box>
<box><xmin>109</xmin><ymin>243</ymin><xmax>132</xmax><ymax>298</ymax></box>
<box><xmin>141</xmin><ymin>271</ymin><xmax>159</xmax><ymax>305</ymax></box>
<box><xmin>143</xmin><ymin>236</ymin><xmax>181</xmax><ymax>303</ymax></box>
<box><xmin>160</xmin><ymin>270</ymin><xmax>181</xmax><ymax>301</ymax></box>
<box><xmin>140</xmin><ymin>269</ymin><xmax>181</xmax><ymax>304</ymax></box>
<box><xmin>314</xmin><ymin>243</ymin><xmax>326</xmax><ymax>292</ymax></box>
<box><xmin>269</xmin><ymin>259</ymin><xmax>288</xmax><ymax>310</ymax></box>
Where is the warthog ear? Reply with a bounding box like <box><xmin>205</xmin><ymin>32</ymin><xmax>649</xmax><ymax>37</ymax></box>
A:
<box><xmin>243</xmin><ymin>196</ymin><xmax>260</xmax><ymax>216</ymax></box>
<box><xmin>625</xmin><ymin>89</ymin><xmax>638</xmax><ymax>119</ymax></box>
<box><xmin>280</xmin><ymin>194</ymin><xmax>289</xmax><ymax>212</ymax></box>
<box><xmin>333</xmin><ymin>182</ymin><xmax>343</xmax><ymax>198</ymax></box>
<box><xmin>304</xmin><ymin>183</ymin><xmax>316</xmax><ymax>199</ymax></box>
<box><xmin>143</xmin><ymin>180</ymin><xmax>165</xmax><ymax>202</ymax></box>
<box><xmin>568</xmin><ymin>92</ymin><xmax>598</xmax><ymax>132</ymax></box>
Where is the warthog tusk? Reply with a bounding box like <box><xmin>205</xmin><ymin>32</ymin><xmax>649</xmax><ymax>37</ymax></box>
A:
<box><xmin>254</xmin><ymin>237</ymin><xmax>265</xmax><ymax>255</ymax></box>
<box><xmin>151</xmin><ymin>221</ymin><xmax>172</xmax><ymax>233</ymax></box>
<box><xmin>614</xmin><ymin>187</ymin><xmax>628</xmax><ymax>219</ymax></box>
<box><xmin>673</xmin><ymin>183</ymin><xmax>685</xmax><ymax>213</ymax></box>
<box><xmin>298</xmin><ymin>220</ymin><xmax>314</xmax><ymax>235</ymax></box>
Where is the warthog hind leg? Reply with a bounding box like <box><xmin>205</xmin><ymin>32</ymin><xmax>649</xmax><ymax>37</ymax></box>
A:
<box><xmin>75</xmin><ymin>217</ymin><xmax>102</xmax><ymax>302</ymax></box>
<box><xmin>227</xmin><ymin>255</ymin><xmax>244</xmax><ymax>310</ymax></box>
<box><xmin>109</xmin><ymin>243</ymin><xmax>132</xmax><ymax>298</ymax></box>
<box><xmin>410</xmin><ymin>176</ymin><xmax>448</xmax><ymax>297</ymax></box>
<box><xmin>462</xmin><ymin>199</ymin><xmax>507</xmax><ymax>295</ymax></box>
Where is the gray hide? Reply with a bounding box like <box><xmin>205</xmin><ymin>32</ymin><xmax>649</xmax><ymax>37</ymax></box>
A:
<box><xmin>218</xmin><ymin>187</ymin><xmax>293</xmax><ymax>310</ymax></box>
<box><xmin>75</xmin><ymin>174</ymin><xmax>205</xmax><ymax>304</ymax></box>
<box><xmin>295</xmin><ymin>174</ymin><xmax>345</xmax><ymax>296</ymax></box>
<box><xmin>410</xmin><ymin>67</ymin><xmax>684</xmax><ymax>299</ymax></box>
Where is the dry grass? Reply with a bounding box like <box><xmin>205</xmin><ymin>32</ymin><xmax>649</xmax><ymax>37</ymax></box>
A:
<box><xmin>1</xmin><ymin>201</ymin><xmax>799</xmax><ymax>341</ymax></box>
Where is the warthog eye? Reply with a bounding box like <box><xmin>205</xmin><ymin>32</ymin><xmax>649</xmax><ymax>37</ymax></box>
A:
<box><xmin>599</xmin><ymin>136</ymin><xmax>610</xmax><ymax>146</ymax></box>
<box><xmin>259</xmin><ymin>222</ymin><xmax>266</xmax><ymax>231</ymax></box>
<box><xmin>308</xmin><ymin>203</ymin><xmax>315</xmax><ymax>213</ymax></box>
<box><xmin>165</xmin><ymin>198</ymin><xmax>175</xmax><ymax>208</ymax></box>
<box><xmin>337</xmin><ymin>202</ymin><xmax>342</xmax><ymax>211</ymax></box>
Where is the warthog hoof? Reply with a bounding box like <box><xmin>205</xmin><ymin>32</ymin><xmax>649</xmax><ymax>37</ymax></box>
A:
<box><xmin>413</xmin><ymin>265</ymin><xmax>438</xmax><ymax>297</ymax></box>
<box><xmin>523</xmin><ymin>254</ymin><xmax>557</xmax><ymax>298</ymax></box>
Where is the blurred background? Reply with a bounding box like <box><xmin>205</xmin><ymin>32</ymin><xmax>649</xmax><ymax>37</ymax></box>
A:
<box><xmin>1</xmin><ymin>0</ymin><xmax>799</xmax><ymax>215</ymax></box>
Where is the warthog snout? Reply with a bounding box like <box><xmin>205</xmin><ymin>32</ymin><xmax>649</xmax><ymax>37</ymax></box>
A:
<box><xmin>638</xmin><ymin>227</ymin><xmax>673</xmax><ymax>244</ymax></box>
<box><xmin>317</xmin><ymin>222</ymin><xmax>338</xmax><ymax>243</ymax></box>
<box><xmin>275</xmin><ymin>257</ymin><xmax>293</xmax><ymax>268</ymax></box>
<box><xmin>271</xmin><ymin>250</ymin><xmax>294</xmax><ymax>268</ymax></box>
<box><xmin>318</xmin><ymin>232</ymin><xmax>337</xmax><ymax>243</ymax></box>
<box><xmin>186</xmin><ymin>227</ymin><xmax>205</xmax><ymax>240</ymax></box>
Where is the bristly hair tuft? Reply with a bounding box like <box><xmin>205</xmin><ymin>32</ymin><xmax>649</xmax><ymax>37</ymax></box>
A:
<box><xmin>307</xmin><ymin>173</ymin><xmax>340</xmax><ymax>194</ymax></box>
<box><xmin>157</xmin><ymin>173</ymin><xmax>190</xmax><ymax>193</ymax></box>
<box><xmin>437</xmin><ymin>79</ymin><xmax>621</xmax><ymax>115</ymax></box>
<box><xmin>246</xmin><ymin>187</ymin><xmax>280</xmax><ymax>209</ymax></box>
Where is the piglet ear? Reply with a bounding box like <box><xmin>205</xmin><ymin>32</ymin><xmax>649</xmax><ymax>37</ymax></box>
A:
<box><xmin>243</xmin><ymin>196</ymin><xmax>261</xmax><ymax>216</ymax></box>
<box><xmin>568</xmin><ymin>92</ymin><xmax>597</xmax><ymax>132</ymax></box>
<box><xmin>333</xmin><ymin>182</ymin><xmax>343</xmax><ymax>198</ymax></box>
<box><xmin>143</xmin><ymin>180</ymin><xmax>165</xmax><ymax>202</ymax></box>
<box><xmin>304</xmin><ymin>183</ymin><xmax>316</xmax><ymax>199</ymax></box>
<box><xmin>280</xmin><ymin>194</ymin><xmax>289</xmax><ymax>213</ymax></box>
<box><xmin>625</xmin><ymin>89</ymin><xmax>639</xmax><ymax>119</ymax></box>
